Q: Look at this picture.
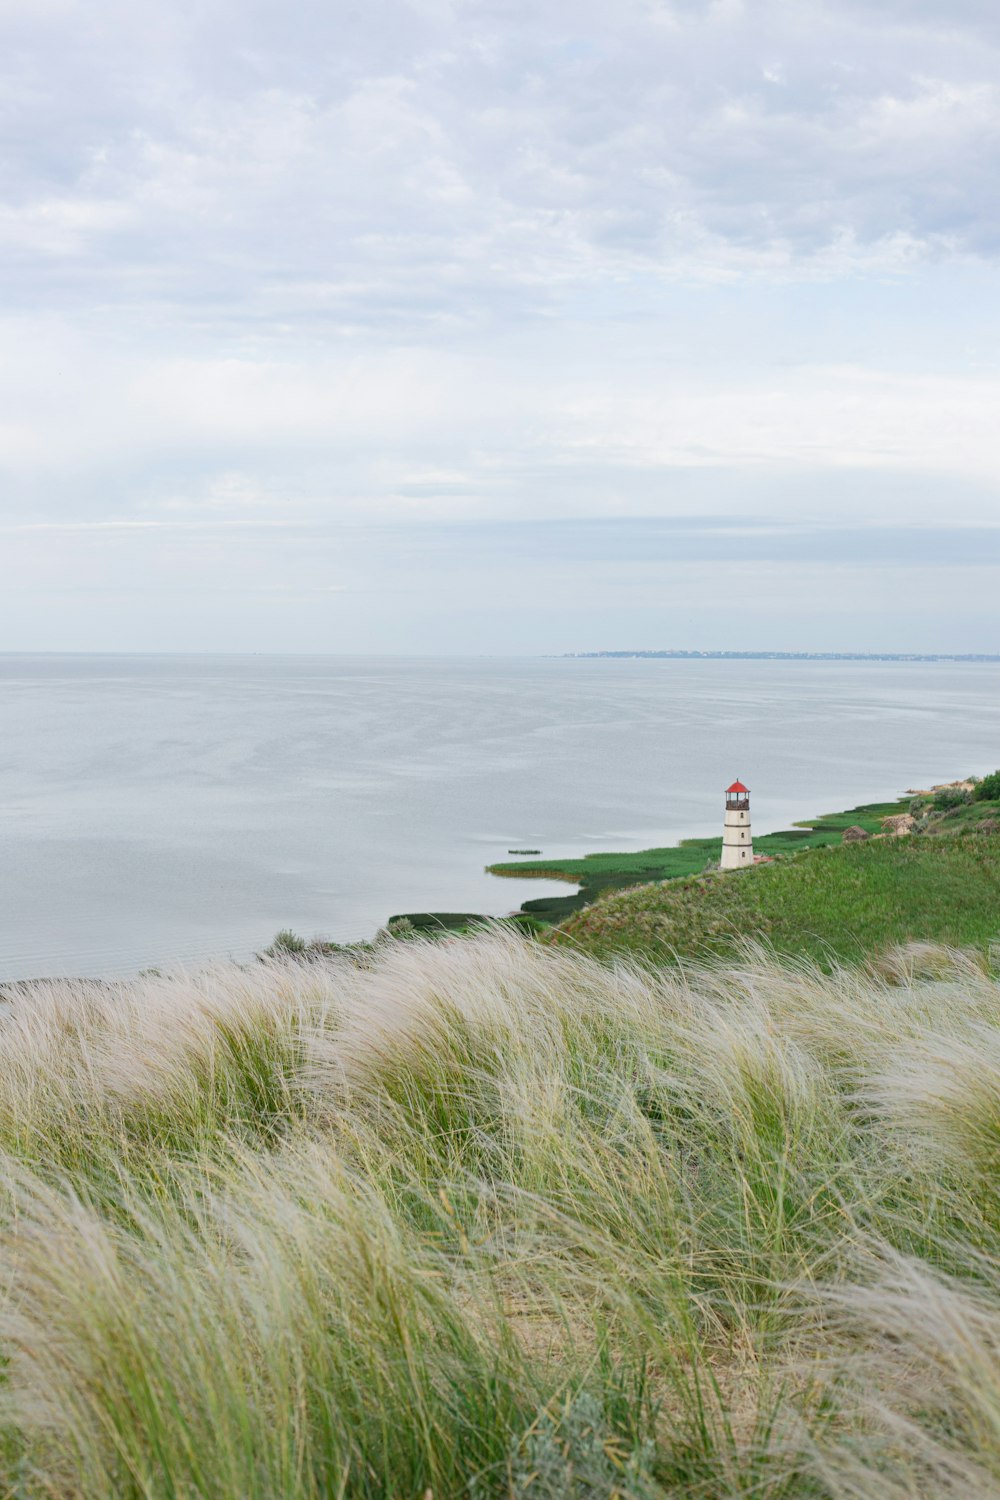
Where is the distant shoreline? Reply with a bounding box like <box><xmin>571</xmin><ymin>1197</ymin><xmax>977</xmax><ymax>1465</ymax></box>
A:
<box><xmin>560</xmin><ymin>651</ymin><xmax>1000</xmax><ymax>662</ymax></box>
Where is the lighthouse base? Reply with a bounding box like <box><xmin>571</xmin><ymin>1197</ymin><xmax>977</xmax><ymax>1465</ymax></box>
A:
<box><xmin>720</xmin><ymin>845</ymin><xmax>754</xmax><ymax>870</ymax></box>
<box><xmin>721</xmin><ymin>806</ymin><xmax>753</xmax><ymax>869</ymax></box>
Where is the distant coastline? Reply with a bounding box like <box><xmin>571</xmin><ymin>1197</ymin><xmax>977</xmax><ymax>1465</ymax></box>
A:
<box><xmin>560</xmin><ymin>650</ymin><xmax>1000</xmax><ymax>662</ymax></box>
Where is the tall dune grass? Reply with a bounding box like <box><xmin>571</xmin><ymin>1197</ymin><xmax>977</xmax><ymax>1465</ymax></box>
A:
<box><xmin>0</xmin><ymin>933</ymin><xmax>998</xmax><ymax>1495</ymax></box>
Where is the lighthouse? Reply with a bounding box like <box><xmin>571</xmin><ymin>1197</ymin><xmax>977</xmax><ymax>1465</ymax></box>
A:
<box><xmin>721</xmin><ymin>780</ymin><xmax>753</xmax><ymax>869</ymax></box>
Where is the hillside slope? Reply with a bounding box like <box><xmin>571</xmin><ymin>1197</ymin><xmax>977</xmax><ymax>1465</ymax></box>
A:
<box><xmin>554</xmin><ymin>832</ymin><xmax>1000</xmax><ymax>966</ymax></box>
<box><xmin>488</xmin><ymin>798</ymin><xmax>911</xmax><ymax>924</ymax></box>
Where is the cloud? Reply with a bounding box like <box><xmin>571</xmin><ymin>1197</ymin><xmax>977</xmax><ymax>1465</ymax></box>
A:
<box><xmin>2</xmin><ymin>325</ymin><xmax>1000</xmax><ymax>534</ymax></box>
<box><xmin>2</xmin><ymin>0</ymin><xmax>998</xmax><ymax>650</ymax></box>
<box><xmin>412</xmin><ymin>517</ymin><xmax>1000</xmax><ymax>568</ymax></box>
<box><xmin>3</xmin><ymin>0</ymin><xmax>1000</xmax><ymax>330</ymax></box>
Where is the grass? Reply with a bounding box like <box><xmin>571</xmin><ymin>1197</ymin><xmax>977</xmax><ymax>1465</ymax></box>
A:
<box><xmin>487</xmin><ymin>799</ymin><xmax>913</xmax><ymax>924</ymax></box>
<box><xmin>1</xmin><ymin>932</ymin><xmax>1000</xmax><ymax>1495</ymax></box>
<box><xmin>555</xmin><ymin>831</ymin><xmax>1000</xmax><ymax>967</ymax></box>
<box><xmin>917</xmin><ymin>797</ymin><xmax>1000</xmax><ymax>836</ymax></box>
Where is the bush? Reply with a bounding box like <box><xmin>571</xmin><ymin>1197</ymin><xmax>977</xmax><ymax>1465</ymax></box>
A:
<box><xmin>384</xmin><ymin>916</ymin><xmax>420</xmax><ymax>940</ymax></box>
<box><xmin>265</xmin><ymin>928</ymin><xmax>307</xmax><ymax>955</ymax></box>
<box><xmin>932</xmin><ymin>787</ymin><xmax>971</xmax><ymax>811</ymax></box>
<box><xmin>974</xmin><ymin>769</ymin><xmax>1000</xmax><ymax>801</ymax></box>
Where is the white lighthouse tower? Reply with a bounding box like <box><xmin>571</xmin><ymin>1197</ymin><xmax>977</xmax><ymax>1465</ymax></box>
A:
<box><xmin>721</xmin><ymin>779</ymin><xmax>753</xmax><ymax>869</ymax></box>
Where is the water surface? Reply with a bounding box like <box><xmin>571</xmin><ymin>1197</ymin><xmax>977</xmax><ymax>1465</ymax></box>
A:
<box><xmin>2</xmin><ymin>654</ymin><xmax>999</xmax><ymax>978</ymax></box>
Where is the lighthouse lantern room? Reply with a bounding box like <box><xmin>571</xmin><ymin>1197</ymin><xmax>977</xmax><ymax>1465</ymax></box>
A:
<box><xmin>721</xmin><ymin>780</ymin><xmax>753</xmax><ymax>869</ymax></box>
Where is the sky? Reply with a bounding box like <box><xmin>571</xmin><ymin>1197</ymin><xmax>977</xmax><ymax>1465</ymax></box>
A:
<box><xmin>2</xmin><ymin>0</ymin><xmax>999</xmax><ymax>654</ymax></box>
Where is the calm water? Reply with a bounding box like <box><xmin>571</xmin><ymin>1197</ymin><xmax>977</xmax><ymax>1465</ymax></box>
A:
<box><xmin>2</xmin><ymin>654</ymin><xmax>999</xmax><ymax>979</ymax></box>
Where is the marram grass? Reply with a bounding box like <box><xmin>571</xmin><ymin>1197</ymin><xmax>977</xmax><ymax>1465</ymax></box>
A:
<box><xmin>0</xmin><ymin>934</ymin><xmax>998</xmax><ymax>1496</ymax></box>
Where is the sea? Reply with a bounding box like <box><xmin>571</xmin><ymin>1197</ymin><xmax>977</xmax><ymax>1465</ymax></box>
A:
<box><xmin>2</xmin><ymin>653</ymin><xmax>1000</xmax><ymax>980</ymax></box>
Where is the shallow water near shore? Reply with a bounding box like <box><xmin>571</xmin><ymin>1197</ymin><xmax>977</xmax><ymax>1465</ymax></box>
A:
<box><xmin>2</xmin><ymin>652</ymin><xmax>1000</xmax><ymax>980</ymax></box>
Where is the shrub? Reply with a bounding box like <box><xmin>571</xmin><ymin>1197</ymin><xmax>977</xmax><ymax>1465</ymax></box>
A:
<box><xmin>932</xmin><ymin>786</ymin><xmax>971</xmax><ymax>811</ymax></box>
<box><xmin>384</xmin><ymin>916</ymin><xmax>420</xmax><ymax>939</ymax></box>
<box><xmin>265</xmin><ymin>928</ymin><xmax>307</xmax><ymax>955</ymax></box>
<box><xmin>974</xmin><ymin>768</ymin><xmax>1000</xmax><ymax>801</ymax></box>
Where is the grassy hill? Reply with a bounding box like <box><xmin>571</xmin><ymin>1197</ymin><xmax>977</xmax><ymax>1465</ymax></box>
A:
<box><xmin>918</xmin><ymin>795</ymin><xmax>1000</xmax><ymax>836</ymax></box>
<box><xmin>554</xmin><ymin>831</ymin><xmax>1000</xmax><ymax>966</ymax></box>
<box><xmin>487</xmin><ymin>797</ymin><xmax>913</xmax><ymax>924</ymax></box>
<box><xmin>1</xmin><ymin>933</ymin><xmax>999</xmax><ymax>1496</ymax></box>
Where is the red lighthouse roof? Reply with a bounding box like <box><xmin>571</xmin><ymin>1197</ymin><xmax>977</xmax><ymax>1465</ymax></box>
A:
<box><xmin>726</xmin><ymin>779</ymin><xmax>749</xmax><ymax>794</ymax></box>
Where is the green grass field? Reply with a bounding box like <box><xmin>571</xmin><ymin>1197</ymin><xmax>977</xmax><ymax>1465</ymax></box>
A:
<box><xmin>918</xmin><ymin>796</ymin><xmax>1000</xmax><ymax>835</ymax></box>
<box><xmin>555</xmin><ymin>831</ymin><xmax>1000</xmax><ymax>966</ymax></box>
<box><xmin>487</xmin><ymin>798</ymin><xmax>912</xmax><ymax>924</ymax></box>
<box><xmin>2</xmin><ymin>933</ymin><xmax>1000</xmax><ymax>1497</ymax></box>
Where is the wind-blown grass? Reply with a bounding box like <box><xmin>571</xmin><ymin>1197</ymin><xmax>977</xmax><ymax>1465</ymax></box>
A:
<box><xmin>0</xmin><ymin>933</ymin><xmax>999</xmax><ymax>1495</ymax></box>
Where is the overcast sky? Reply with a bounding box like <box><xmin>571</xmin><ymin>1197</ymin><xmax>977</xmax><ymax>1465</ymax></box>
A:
<box><xmin>2</xmin><ymin>0</ymin><xmax>999</xmax><ymax>653</ymax></box>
